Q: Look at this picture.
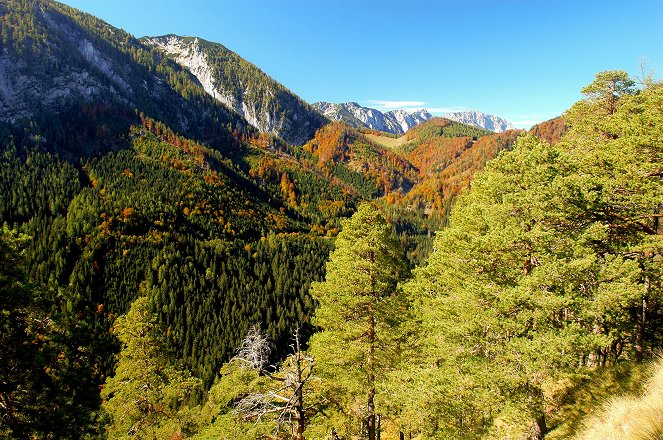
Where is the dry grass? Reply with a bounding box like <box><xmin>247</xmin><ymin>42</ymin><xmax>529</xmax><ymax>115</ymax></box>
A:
<box><xmin>364</xmin><ymin>133</ymin><xmax>409</xmax><ymax>149</ymax></box>
<box><xmin>575</xmin><ymin>358</ymin><xmax>663</xmax><ymax>440</ymax></box>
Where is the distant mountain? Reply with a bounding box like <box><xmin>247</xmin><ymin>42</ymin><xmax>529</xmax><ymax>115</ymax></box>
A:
<box><xmin>313</xmin><ymin>102</ymin><xmax>515</xmax><ymax>134</ymax></box>
<box><xmin>312</xmin><ymin>102</ymin><xmax>432</xmax><ymax>135</ymax></box>
<box><xmin>441</xmin><ymin>111</ymin><xmax>516</xmax><ymax>133</ymax></box>
<box><xmin>143</xmin><ymin>35</ymin><xmax>327</xmax><ymax>145</ymax></box>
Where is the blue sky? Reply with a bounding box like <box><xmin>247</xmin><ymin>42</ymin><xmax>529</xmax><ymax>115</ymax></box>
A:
<box><xmin>59</xmin><ymin>0</ymin><xmax>662</xmax><ymax>128</ymax></box>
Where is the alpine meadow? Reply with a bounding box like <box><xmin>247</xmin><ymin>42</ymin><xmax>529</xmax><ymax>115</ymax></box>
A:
<box><xmin>0</xmin><ymin>1</ymin><xmax>661</xmax><ymax>439</ymax></box>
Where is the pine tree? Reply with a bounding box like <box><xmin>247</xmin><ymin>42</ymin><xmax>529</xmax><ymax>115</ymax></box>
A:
<box><xmin>101</xmin><ymin>295</ymin><xmax>202</xmax><ymax>439</ymax></box>
<box><xmin>307</xmin><ymin>203</ymin><xmax>409</xmax><ymax>439</ymax></box>
<box><xmin>563</xmin><ymin>73</ymin><xmax>663</xmax><ymax>363</ymax></box>
<box><xmin>404</xmin><ymin>135</ymin><xmax>609</xmax><ymax>438</ymax></box>
<box><xmin>579</xmin><ymin>70</ymin><xmax>636</xmax><ymax>114</ymax></box>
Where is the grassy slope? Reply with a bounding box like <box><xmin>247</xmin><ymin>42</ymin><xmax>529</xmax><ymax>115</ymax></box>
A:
<box><xmin>364</xmin><ymin>132</ymin><xmax>410</xmax><ymax>149</ymax></box>
<box><xmin>545</xmin><ymin>359</ymin><xmax>662</xmax><ymax>440</ymax></box>
<box><xmin>573</xmin><ymin>358</ymin><xmax>663</xmax><ymax>440</ymax></box>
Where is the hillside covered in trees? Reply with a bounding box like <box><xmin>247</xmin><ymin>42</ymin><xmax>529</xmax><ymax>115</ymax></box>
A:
<box><xmin>0</xmin><ymin>1</ymin><xmax>661</xmax><ymax>439</ymax></box>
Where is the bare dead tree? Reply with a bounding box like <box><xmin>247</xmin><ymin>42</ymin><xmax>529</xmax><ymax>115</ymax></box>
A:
<box><xmin>235</xmin><ymin>324</ymin><xmax>271</xmax><ymax>371</ymax></box>
<box><xmin>233</xmin><ymin>326</ymin><xmax>316</xmax><ymax>440</ymax></box>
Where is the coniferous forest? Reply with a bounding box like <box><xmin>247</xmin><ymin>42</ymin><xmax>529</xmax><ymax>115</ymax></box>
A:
<box><xmin>1</xmin><ymin>1</ymin><xmax>662</xmax><ymax>439</ymax></box>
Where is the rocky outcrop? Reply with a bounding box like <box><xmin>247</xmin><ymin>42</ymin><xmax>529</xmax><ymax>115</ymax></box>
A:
<box><xmin>143</xmin><ymin>35</ymin><xmax>327</xmax><ymax>145</ymax></box>
<box><xmin>441</xmin><ymin>110</ymin><xmax>516</xmax><ymax>133</ymax></box>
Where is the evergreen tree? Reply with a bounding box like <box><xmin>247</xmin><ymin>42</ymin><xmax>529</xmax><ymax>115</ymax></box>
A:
<box><xmin>401</xmin><ymin>74</ymin><xmax>662</xmax><ymax>438</ymax></box>
<box><xmin>0</xmin><ymin>228</ymin><xmax>41</xmax><ymax>438</ymax></box>
<box><xmin>308</xmin><ymin>203</ymin><xmax>409</xmax><ymax>440</ymax></box>
<box><xmin>101</xmin><ymin>295</ymin><xmax>202</xmax><ymax>439</ymax></box>
<box><xmin>403</xmin><ymin>135</ymin><xmax>611</xmax><ymax>438</ymax></box>
<box><xmin>563</xmin><ymin>73</ymin><xmax>663</xmax><ymax>362</ymax></box>
<box><xmin>579</xmin><ymin>70</ymin><xmax>636</xmax><ymax>114</ymax></box>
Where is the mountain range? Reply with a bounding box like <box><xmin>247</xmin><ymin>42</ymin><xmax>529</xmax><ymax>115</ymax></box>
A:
<box><xmin>0</xmin><ymin>0</ymin><xmax>525</xmax><ymax>241</ymax></box>
<box><xmin>312</xmin><ymin>101</ymin><xmax>432</xmax><ymax>135</ymax></box>
<box><xmin>313</xmin><ymin>101</ymin><xmax>515</xmax><ymax>134</ymax></box>
<box><xmin>0</xmin><ymin>1</ymin><xmax>515</xmax><ymax>146</ymax></box>
<box><xmin>11</xmin><ymin>2</ymin><xmax>649</xmax><ymax>439</ymax></box>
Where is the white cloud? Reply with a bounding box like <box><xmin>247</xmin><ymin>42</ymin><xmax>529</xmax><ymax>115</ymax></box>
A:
<box><xmin>363</xmin><ymin>100</ymin><xmax>427</xmax><ymax>111</ymax></box>
<box><xmin>427</xmin><ymin>106</ymin><xmax>471</xmax><ymax>115</ymax></box>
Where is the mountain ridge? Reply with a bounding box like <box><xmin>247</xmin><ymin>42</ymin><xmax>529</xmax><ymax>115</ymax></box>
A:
<box><xmin>0</xmin><ymin>0</ymin><xmax>254</xmax><ymax>157</ymax></box>
<box><xmin>313</xmin><ymin>101</ymin><xmax>515</xmax><ymax>134</ymax></box>
<box><xmin>313</xmin><ymin>101</ymin><xmax>431</xmax><ymax>135</ymax></box>
<box><xmin>442</xmin><ymin>110</ymin><xmax>516</xmax><ymax>133</ymax></box>
<box><xmin>142</xmin><ymin>34</ymin><xmax>327</xmax><ymax>145</ymax></box>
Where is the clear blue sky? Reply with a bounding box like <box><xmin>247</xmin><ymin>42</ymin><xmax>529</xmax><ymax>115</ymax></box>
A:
<box><xmin>59</xmin><ymin>0</ymin><xmax>663</xmax><ymax>128</ymax></box>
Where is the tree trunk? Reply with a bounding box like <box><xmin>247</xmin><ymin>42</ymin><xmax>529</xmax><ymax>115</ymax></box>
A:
<box><xmin>635</xmin><ymin>272</ymin><xmax>650</xmax><ymax>362</ymax></box>
<box><xmin>527</xmin><ymin>412</ymin><xmax>547</xmax><ymax>440</ymax></box>
<box><xmin>367</xmin><ymin>315</ymin><xmax>376</xmax><ymax>440</ymax></box>
<box><xmin>296</xmin><ymin>419</ymin><xmax>304</xmax><ymax>440</ymax></box>
<box><xmin>527</xmin><ymin>385</ymin><xmax>547</xmax><ymax>440</ymax></box>
<box><xmin>367</xmin><ymin>257</ymin><xmax>377</xmax><ymax>440</ymax></box>
<box><xmin>295</xmin><ymin>328</ymin><xmax>305</xmax><ymax>440</ymax></box>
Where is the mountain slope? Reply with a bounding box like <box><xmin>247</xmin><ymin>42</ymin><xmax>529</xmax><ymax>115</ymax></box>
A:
<box><xmin>530</xmin><ymin>116</ymin><xmax>567</xmax><ymax>145</ymax></box>
<box><xmin>313</xmin><ymin>101</ymin><xmax>432</xmax><ymax>134</ymax></box>
<box><xmin>143</xmin><ymin>35</ymin><xmax>327</xmax><ymax>145</ymax></box>
<box><xmin>0</xmin><ymin>0</ymin><xmax>253</xmax><ymax>157</ymax></box>
<box><xmin>303</xmin><ymin>122</ymin><xmax>418</xmax><ymax>196</ymax></box>
<box><xmin>0</xmin><ymin>0</ymin><xmax>361</xmax><ymax>403</ymax></box>
<box><xmin>380</xmin><ymin>117</ymin><xmax>521</xmax><ymax>219</ymax></box>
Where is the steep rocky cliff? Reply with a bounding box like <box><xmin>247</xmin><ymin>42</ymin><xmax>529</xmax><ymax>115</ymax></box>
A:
<box><xmin>143</xmin><ymin>35</ymin><xmax>327</xmax><ymax>145</ymax></box>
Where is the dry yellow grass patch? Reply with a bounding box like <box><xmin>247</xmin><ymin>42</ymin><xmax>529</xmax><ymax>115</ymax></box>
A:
<box><xmin>576</xmin><ymin>358</ymin><xmax>663</xmax><ymax>440</ymax></box>
<box><xmin>364</xmin><ymin>133</ymin><xmax>409</xmax><ymax>149</ymax></box>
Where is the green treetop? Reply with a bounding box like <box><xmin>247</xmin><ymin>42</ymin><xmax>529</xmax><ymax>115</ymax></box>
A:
<box><xmin>101</xmin><ymin>295</ymin><xmax>202</xmax><ymax>439</ymax></box>
<box><xmin>580</xmin><ymin>70</ymin><xmax>636</xmax><ymax>115</ymax></box>
<box><xmin>307</xmin><ymin>203</ymin><xmax>409</xmax><ymax>440</ymax></box>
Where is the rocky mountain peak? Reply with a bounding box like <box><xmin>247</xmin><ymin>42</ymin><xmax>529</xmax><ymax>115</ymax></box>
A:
<box><xmin>312</xmin><ymin>102</ymin><xmax>433</xmax><ymax>135</ymax></box>
<box><xmin>143</xmin><ymin>34</ymin><xmax>326</xmax><ymax>145</ymax></box>
<box><xmin>442</xmin><ymin>110</ymin><xmax>516</xmax><ymax>133</ymax></box>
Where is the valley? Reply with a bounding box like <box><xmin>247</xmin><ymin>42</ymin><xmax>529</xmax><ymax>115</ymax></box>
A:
<box><xmin>0</xmin><ymin>1</ymin><xmax>661</xmax><ymax>439</ymax></box>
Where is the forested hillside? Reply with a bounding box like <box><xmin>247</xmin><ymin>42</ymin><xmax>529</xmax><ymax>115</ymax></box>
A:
<box><xmin>0</xmin><ymin>1</ymin><xmax>661</xmax><ymax>439</ymax></box>
<box><xmin>182</xmin><ymin>70</ymin><xmax>661</xmax><ymax>440</ymax></box>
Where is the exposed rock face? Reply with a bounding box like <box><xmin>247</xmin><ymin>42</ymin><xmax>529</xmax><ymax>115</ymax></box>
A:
<box><xmin>386</xmin><ymin>108</ymin><xmax>432</xmax><ymax>134</ymax></box>
<box><xmin>441</xmin><ymin>110</ymin><xmax>516</xmax><ymax>133</ymax></box>
<box><xmin>0</xmin><ymin>6</ymin><xmax>118</xmax><ymax>122</ymax></box>
<box><xmin>313</xmin><ymin>102</ymin><xmax>432</xmax><ymax>134</ymax></box>
<box><xmin>143</xmin><ymin>35</ymin><xmax>327</xmax><ymax>145</ymax></box>
<box><xmin>0</xmin><ymin>1</ymin><xmax>242</xmax><ymax>139</ymax></box>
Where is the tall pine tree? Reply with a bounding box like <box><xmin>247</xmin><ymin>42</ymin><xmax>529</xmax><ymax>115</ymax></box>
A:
<box><xmin>307</xmin><ymin>203</ymin><xmax>409</xmax><ymax>440</ymax></box>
